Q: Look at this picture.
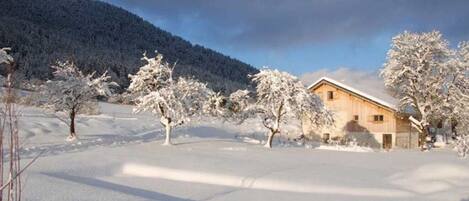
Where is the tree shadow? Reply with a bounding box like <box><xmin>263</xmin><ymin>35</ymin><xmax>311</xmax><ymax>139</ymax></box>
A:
<box><xmin>41</xmin><ymin>172</ymin><xmax>194</xmax><ymax>201</ymax></box>
<box><xmin>177</xmin><ymin>126</ymin><xmax>240</xmax><ymax>140</ymax></box>
<box><xmin>174</xmin><ymin>126</ymin><xmax>264</xmax><ymax>146</ymax></box>
<box><xmin>343</xmin><ymin>121</ymin><xmax>380</xmax><ymax>149</ymax></box>
<box><xmin>19</xmin><ymin>129</ymin><xmax>162</xmax><ymax>159</ymax></box>
<box><xmin>19</xmin><ymin>125</ymin><xmax>264</xmax><ymax>159</ymax></box>
<box><xmin>175</xmin><ymin>139</ymin><xmax>235</xmax><ymax>146</ymax></box>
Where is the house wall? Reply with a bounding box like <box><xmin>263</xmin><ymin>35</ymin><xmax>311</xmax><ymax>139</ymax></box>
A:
<box><xmin>395</xmin><ymin>115</ymin><xmax>419</xmax><ymax>148</ymax></box>
<box><xmin>304</xmin><ymin>82</ymin><xmax>403</xmax><ymax>148</ymax></box>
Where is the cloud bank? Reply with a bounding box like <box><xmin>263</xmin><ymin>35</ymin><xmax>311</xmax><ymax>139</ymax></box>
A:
<box><xmin>105</xmin><ymin>0</ymin><xmax>469</xmax><ymax>50</ymax></box>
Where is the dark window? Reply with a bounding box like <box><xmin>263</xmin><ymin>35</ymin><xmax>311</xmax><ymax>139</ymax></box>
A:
<box><xmin>354</xmin><ymin>115</ymin><xmax>359</xmax><ymax>121</ymax></box>
<box><xmin>327</xmin><ymin>91</ymin><xmax>334</xmax><ymax>100</ymax></box>
<box><xmin>374</xmin><ymin>115</ymin><xmax>384</xmax><ymax>122</ymax></box>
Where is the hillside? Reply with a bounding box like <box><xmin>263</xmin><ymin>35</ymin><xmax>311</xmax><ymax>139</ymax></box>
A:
<box><xmin>0</xmin><ymin>0</ymin><xmax>258</xmax><ymax>93</ymax></box>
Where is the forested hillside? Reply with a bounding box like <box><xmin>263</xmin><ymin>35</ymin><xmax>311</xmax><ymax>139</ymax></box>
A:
<box><xmin>0</xmin><ymin>0</ymin><xmax>258</xmax><ymax>92</ymax></box>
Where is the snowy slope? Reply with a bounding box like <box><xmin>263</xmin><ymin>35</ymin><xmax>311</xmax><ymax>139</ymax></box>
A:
<box><xmin>17</xmin><ymin>103</ymin><xmax>469</xmax><ymax>201</ymax></box>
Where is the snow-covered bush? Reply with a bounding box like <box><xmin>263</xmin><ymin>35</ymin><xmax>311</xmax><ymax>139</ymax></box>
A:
<box><xmin>204</xmin><ymin>92</ymin><xmax>227</xmax><ymax>116</ymax></box>
<box><xmin>108</xmin><ymin>92</ymin><xmax>134</xmax><ymax>105</ymax></box>
<box><xmin>453</xmin><ymin>95</ymin><xmax>469</xmax><ymax>157</ymax></box>
<box><xmin>251</xmin><ymin>69</ymin><xmax>334</xmax><ymax>148</ymax></box>
<box><xmin>456</xmin><ymin>135</ymin><xmax>469</xmax><ymax>158</ymax></box>
<box><xmin>204</xmin><ymin>89</ymin><xmax>253</xmax><ymax>122</ymax></box>
<box><xmin>128</xmin><ymin>52</ymin><xmax>212</xmax><ymax>145</ymax></box>
<box><xmin>228</xmin><ymin>89</ymin><xmax>251</xmax><ymax>112</ymax></box>
<box><xmin>21</xmin><ymin>78</ymin><xmax>44</xmax><ymax>91</ymax></box>
<box><xmin>39</xmin><ymin>61</ymin><xmax>118</xmax><ymax>141</ymax></box>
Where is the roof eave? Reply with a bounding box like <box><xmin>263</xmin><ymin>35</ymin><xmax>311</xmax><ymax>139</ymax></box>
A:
<box><xmin>308</xmin><ymin>77</ymin><xmax>398</xmax><ymax>112</ymax></box>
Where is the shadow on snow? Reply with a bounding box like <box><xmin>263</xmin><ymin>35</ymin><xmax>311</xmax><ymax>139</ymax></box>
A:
<box><xmin>42</xmin><ymin>172</ymin><xmax>194</xmax><ymax>201</ymax></box>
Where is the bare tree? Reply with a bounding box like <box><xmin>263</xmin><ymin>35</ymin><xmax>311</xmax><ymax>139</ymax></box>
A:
<box><xmin>0</xmin><ymin>47</ymin><xmax>43</xmax><ymax>201</ymax></box>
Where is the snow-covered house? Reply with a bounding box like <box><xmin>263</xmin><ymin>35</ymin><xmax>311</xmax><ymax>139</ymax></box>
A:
<box><xmin>303</xmin><ymin>77</ymin><xmax>418</xmax><ymax>149</ymax></box>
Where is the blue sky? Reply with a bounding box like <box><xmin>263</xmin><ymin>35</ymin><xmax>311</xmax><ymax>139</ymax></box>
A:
<box><xmin>103</xmin><ymin>0</ymin><xmax>469</xmax><ymax>76</ymax></box>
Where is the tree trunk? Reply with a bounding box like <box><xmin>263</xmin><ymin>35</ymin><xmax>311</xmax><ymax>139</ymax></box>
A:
<box><xmin>420</xmin><ymin>126</ymin><xmax>430</xmax><ymax>151</ymax></box>
<box><xmin>264</xmin><ymin>104</ymin><xmax>283</xmax><ymax>149</ymax></box>
<box><xmin>69</xmin><ymin>110</ymin><xmax>77</xmax><ymax>140</ymax></box>
<box><xmin>264</xmin><ymin>132</ymin><xmax>274</xmax><ymax>148</ymax></box>
<box><xmin>163</xmin><ymin>123</ymin><xmax>172</xmax><ymax>145</ymax></box>
<box><xmin>161</xmin><ymin>117</ymin><xmax>172</xmax><ymax>145</ymax></box>
<box><xmin>264</xmin><ymin>130</ymin><xmax>278</xmax><ymax>148</ymax></box>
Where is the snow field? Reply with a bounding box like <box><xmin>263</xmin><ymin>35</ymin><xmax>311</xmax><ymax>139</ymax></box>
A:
<box><xmin>13</xmin><ymin>102</ymin><xmax>469</xmax><ymax>201</ymax></box>
<box><xmin>121</xmin><ymin>163</ymin><xmax>413</xmax><ymax>197</ymax></box>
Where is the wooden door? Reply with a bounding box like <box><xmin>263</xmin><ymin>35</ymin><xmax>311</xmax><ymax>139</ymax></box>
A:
<box><xmin>383</xmin><ymin>134</ymin><xmax>392</xmax><ymax>149</ymax></box>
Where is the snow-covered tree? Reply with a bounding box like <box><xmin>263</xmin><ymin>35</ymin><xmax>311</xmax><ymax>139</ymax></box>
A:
<box><xmin>448</xmin><ymin>42</ymin><xmax>469</xmax><ymax>157</ymax></box>
<box><xmin>229</xmin><ymin>89</ymin><xmax>252</xmax><ymax>112</ymax></box>
<box><xmin>39</xmin><ymin>61</ymin><xmax>117</xmax><ymax>141</ymax></box>
<box><xmin>204</xmin><ymin>92</ymin><xmax>227</xmax><ymax>116</ymax></box>
<box><xmin>381</xmin><ymin>31</ymin><xmax>452</xmax><ymax>150</ymax></box>
<box><xmin>251</xmin><ymin>69</ymin><xmax>334</xmax><ymax>148</ymax></box>
<box><xmin>454</xmin><ymin>99</ymin><xmax>469</xmax><ymax>158</ymax></box>
<box><xmin>446</xmin><ymin>42</ymin><xmax>469</xmax><ymax>131</ymax></box>
<box><xmin>0</xmin><ymin>47</ymin><xmax>14</xmax><ymax>65</ymax></box>
<box><xmin>455</xmin><ymin>109</ymin><xmax>469</xmax><ymax>157</ymax></box>
<box><xmin>128</xmin><ymin>52</ymin><xmax>212</xmax><ymax>145</ymax></box>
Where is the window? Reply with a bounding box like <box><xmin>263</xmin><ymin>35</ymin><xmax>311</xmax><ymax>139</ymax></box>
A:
<box><xmin>327</xmin><ymin>91</ymin><xmax>334</xmax><ymax>100</ymax></box>
<box><xmin>353</xmin><ymin>115</ymin><xmax>359</xmax><ymax>121</ymax></box>
<box><xmin>374</xmin><ymin>115</ymin><xmax>384</xmax><ymax>122</ymax></box>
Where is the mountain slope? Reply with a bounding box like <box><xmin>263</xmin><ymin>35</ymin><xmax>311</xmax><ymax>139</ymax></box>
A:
<box><xmin>0</xmin><ymin>0</ymin><xmax>258</xmax><ymax>92</ymax></box>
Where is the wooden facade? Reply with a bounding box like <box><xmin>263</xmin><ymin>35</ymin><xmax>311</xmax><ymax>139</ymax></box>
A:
<box><xmin>304</xmin><ymin>78</ymin><xmax>417</xmax><ymax>149</ymax></box>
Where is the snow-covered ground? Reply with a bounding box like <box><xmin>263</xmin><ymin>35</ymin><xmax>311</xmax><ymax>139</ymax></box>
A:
<box><xmin>16</xmin><ymin>103</ymin><xmax>469</xmax><ymax>201</ymax></box>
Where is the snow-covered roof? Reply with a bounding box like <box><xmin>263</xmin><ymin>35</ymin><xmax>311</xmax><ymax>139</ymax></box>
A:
<box><xmin>308</xmin><ymin>77</ymin><xmax>397</xmax><ymax>111</ymax></box>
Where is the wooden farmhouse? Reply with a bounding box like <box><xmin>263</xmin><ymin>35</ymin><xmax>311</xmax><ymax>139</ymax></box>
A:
<box><xmin>303</xmin><ymin>77</ymin><xmax>419</xmax><ymax>149</ymax></box>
